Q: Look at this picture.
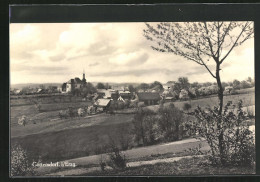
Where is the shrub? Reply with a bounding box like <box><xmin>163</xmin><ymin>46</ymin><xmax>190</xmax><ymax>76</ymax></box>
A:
<box><xmin>99</xmin><ymin>154</ymin><xmax>107</xmax><ymax>171</ymax></box>
<box><xmin>17</xmin><ymin>115</ymin><xmax>27</xmax><ymax>126</ymax></box>
<box><xmin>59</xmin><ymin>110</ymin><xmax>69</xmax><ymax>119</ymax></box>
<box><xmin>107</xmin><ymin>146</ymin><xmax>127</xmax><ymax>170</ymax></box>
<box><xmin>124</xmin><ymin>99</ymin><xmax>130</xmax><ymax>108</ymax></box>
<box><xmin>117</xmin><ymin>101</ymin><xmax>125</xmax><ymax>110</ymax></box>
<box><xmin>183</xmin><ymin>103</ymin><xmax>192</xmax><ymax>111</ymax></box>
<box><xmin>129</xmin><ymin>100</ymin><xmax>138</xmax><ymax>108</ymax></box>
<box><xmin>158</xmin><ymin>103</ymin><xmax>184</xmax><ymax>142</ymax></box>
<box><xmin>11</xmin><ymin>145</ymin><xmax>36</xmax><ymax>176</ymax></box>
<box><xmin>77</xmin><ymin>108</ymin><xmax>85</xmax><ymax>117</ymax></box>
<box><xmin>137</xmin><ymin>102</ymin><xmax>145</xmax><ymax>108</ymax></box>
<box><xmin>190</xmin><ymin>100</ymin><xmax>255</xmax><ymax>166</ymax></box>
<box><xmin>105</xmin><ymin>136</ymin><xmax>127</xmax><ymax>170</ymax></box>
<box><xmin>68</xmin><ymin>107</ymin><xmax>78</xmax><ymax>118</ymax></box>
<box><xmin>132</xmin><ymin>108</ymin><xmax>158</xmax><ymax>146</ymax></box>
<box><xmin>117</xmin><ymin>124</ymin><xmax>132</xmax><ymax>150</ymax></box>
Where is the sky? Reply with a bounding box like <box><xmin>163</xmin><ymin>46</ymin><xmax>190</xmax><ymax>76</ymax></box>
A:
<box><xmin>10</xmin><ymin>22</ymin><xmax>254</xmax><ymax>85</ymax></box>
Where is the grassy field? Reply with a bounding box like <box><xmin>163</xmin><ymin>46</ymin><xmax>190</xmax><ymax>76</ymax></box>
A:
<box><xmin>147</xmin><ymin>92</ymin><xmax>254</xmax><ymax>112</ymax></box>
<box><xmin>11</xmin><ymin>113</ymin><xmax>134</xmax><ymax>138</ymax></box>
<box><xmin>10</xmin><ymin>94</ymin><xmax>86</xmax><ymax>106</ymax></box>
<box><xmin>11</xmin><ymin>119</ymin><xmax>134</xmax><ymax>163</ymax></box>
<box><xmin>10</xmin><ymin>91</ymin><xmax>255</xmax><ymax>165</ymax></box>
<box><xmin>85</xmin><ymin>155</ymin><xmax>255</xmax><ymax>175</ymax></box>
<box><xmin>172</xmin><ymin>92</ymin><xmax>254</xmax><ymax>109</ymax></box>
<box><xmin>10</xmin><ymin>101</ymin><xmax>92</xmax><ymax>128</ymax></box>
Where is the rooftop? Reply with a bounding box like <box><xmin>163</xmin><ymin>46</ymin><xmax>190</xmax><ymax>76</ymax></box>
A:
<box><xmin>137</xmin><ymin>92</ymin><xmax>161</xmax><ymax>101</ymax></box>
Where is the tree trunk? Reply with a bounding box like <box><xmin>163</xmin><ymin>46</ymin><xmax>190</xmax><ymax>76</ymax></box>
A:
<box><xmin>140</xmin><ymin>119</ymin><xmax>145</xmax><ymax>146</ymax></box>
<box><xmin>216</xmin><ymin>63</ymin><xmax>225</xmax><ymax>165</ymax></box>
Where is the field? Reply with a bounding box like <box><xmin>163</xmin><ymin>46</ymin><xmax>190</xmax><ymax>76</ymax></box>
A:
<box><xmin>10</xmin><ymin>94</ymin><xmax>86</xmax><ymax>106</ymax></box>
<box><xmin>10</xmin><ymin>101</ymin><xmax>92</xmax><ymax>128</ymax></box>
<box><xmin>85</xmin><ymin>156</ymin><xmax>255</xmax><ymax>175</ymax></box>
<box><xmin>12</xmin><ymin>120</ymin><xmax>133</xmax><ymax>163</ymax></box>
<box><xmin>10</xmin><ymin>91</ymin><xmax>255</xmax><ymax>165</ymax></box>
<box><xmin>148</xmin><ymin>92</ymin><xmax>254</xmax><ymax>112</ymax></box>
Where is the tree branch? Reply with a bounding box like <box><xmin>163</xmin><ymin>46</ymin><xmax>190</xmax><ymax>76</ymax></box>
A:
<box><xmin>203</xmin><ymin>22</ymin><xmax>217</xmax><ymax>62</ymax></box>
<box><xmin>196</xmin><ymin>47</ymin><xmax>216</xmax><ymax>78</ymax></box>
<box><xmin>220</xmin><ymin>22</ymin><xmax>250</xmax><ymax>64</ymax></box>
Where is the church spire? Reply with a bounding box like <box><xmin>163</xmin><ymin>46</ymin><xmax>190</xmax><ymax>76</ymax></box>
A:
<box><xmin>82</xmin><ymin>69</ymin><xmax>86</xmax><ymax>83</ymax></box>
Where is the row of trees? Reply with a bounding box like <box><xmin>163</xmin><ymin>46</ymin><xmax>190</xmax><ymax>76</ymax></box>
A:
<box><xmin>165</xmin><ymin>76</ymin><xmax>254</xmax><ymax>100</ymax></box>
<box><xmin>132</xmin><ymin>104</ymin><xmax>185</xmax><ymax>146</ymax></box>
<box><xmin>96</xmin><ymin>81</ymin><xmax>164</xmax><ymax>93</ymax></box>
<box><xmin>72</xmin><ymin>82</ymin><xmax>97</xmax><ymax>97</ymax></box>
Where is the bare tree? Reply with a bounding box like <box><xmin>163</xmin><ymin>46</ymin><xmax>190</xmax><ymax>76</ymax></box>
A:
<box><xmin>144</xmin><ymin>21</ymin><xmax>254</xmax><ymax>163</ymax></box>
<box><xmin>144</xmin><ymin>22</ymin><xmax>253</xmax><ymax>114</ymax></box>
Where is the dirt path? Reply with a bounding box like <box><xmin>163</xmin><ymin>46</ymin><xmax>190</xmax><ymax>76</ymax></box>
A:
<box><xmin>36</xmin><ymin>138</ymin><xmax>208</xmax><ymax>175</ymax></box>
<box><xmin>46</xmin><ymin>155</ymin><xmax>205</xmax><ymax>176</ymax></box>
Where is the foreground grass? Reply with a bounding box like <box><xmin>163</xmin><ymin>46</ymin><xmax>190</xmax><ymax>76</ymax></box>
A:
<box><xmin>11</xmin><ymin>120</ymin><xmax>133</xmax><ymax>163</ymax></box>
<box><xmin>85</xmin><ymin>156</ymin><xmax>255</xmax><ymax>176</ymax></box>
<box><xmin>10</xmin><ymin>101</ymin><xmax>92</xmax><ymax>126</ymax></box>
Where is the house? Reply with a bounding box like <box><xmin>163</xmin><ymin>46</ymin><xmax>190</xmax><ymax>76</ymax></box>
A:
<box><xmin>164</xmin><ymin>96</ymin><xmax>175</xmax><ymax>102</ymax></box>
<box><xmin>179</xmin><ymin>89</ymin><xmax>189</xmax><ymax>100</ymax></box>
<box><xmin>117</xmin><ymin>95</ymin><xmax>125</xmax><ymax>102</ymax></box>
<box><xmin>94</xmin><ymin>99</ymin><xmax>111</xmax><ymax>111</ymax></box>
<box><xmin>97</xmin><ymin>89</ymin><xmax>116</xmax><ymax>99</ymax></box>
<box><xmin>136</xmin><ymin>92</ymin><xmax>161</xmax><ymax>105</ymax></box>
<box><xmin>118</xmin><ymin>90</ymin><xmax>132</xmax><ymax>100</ymax></box>
<box><xmin>111</xmin><ymin>91</ymin><xmax>119</xmax><ymax>100</ymax></box>
<box><xmin>62</xmin><ymin>71</ymin><xmax>87</xmax><ymax>93</ymax></box>
<box><xmin>148</xmin><ymin>85</ymin><xmax>164</xmax><ymax>93</ymax></box>
<box><xmin>14</xmin><ymin>89</ymin><xmax>21</xmax><ymax>95</ymax></box>
<box><xmin>225</xmin><ymin>86</ymin><xmax>233</xmax><ymax>92</ymax></box>
<box><xmin>224</xmin><ymin>86</ymin><xmax>233</xmax><ymax>94</ymax></box>
<box><xmin>91</xmin><ymin>93</ymin><xmax>101</xmax><ymax>101</ymax></box>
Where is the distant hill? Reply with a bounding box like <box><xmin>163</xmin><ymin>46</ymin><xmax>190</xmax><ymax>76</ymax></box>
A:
<box><xmin>11</xmin><ymin>83</ymin><xmax>62</xmax><ymax>90</ymax></box>
<box><xmin>11</xmin><ymin>82</ymin><xmax>171</xmax><ymax>90</ymax></box>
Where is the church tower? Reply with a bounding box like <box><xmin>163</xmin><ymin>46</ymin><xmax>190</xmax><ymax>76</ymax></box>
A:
<box><xmin>82</xmin><ymin>69</ymin><xmax>86</xmax><ymax>84</ymax></box>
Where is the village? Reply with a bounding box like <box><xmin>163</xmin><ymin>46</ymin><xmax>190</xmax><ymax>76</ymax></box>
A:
<box><xmin>11</xmin><ymin>71</ymin><xmax>255</xmax><ymax>119</ymax></box>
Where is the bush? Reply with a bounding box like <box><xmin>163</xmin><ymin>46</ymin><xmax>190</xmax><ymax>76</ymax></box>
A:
<box><xmin>158</xmin><ymin>103</ymin><xmax>184</xmax><ymax>142</ymax></box>
<box><xmin>59</xmin><ymin>110</ymin><xmax>69</xmax><ymax>119</ymax></box>
<box><xmin>108</xmin><ymin>147</ymin><xmax>127</xmax><ymax>170</ymax></box>
<box><xmin>117</xmin><ymin>101</ymin><xmax>125</xmax><ymax>110</ymax></box>
<box><xmin>183</xmin><ymin>103</ymin><xmax>192</xmax><ymax>111</ymax></box>
<box><xmin>17</xmin><ymin>115</ymin><xmax>27</xmax><ymax>126</ymax></box>
<box><xmin>106</xmin><ymin>137</ymin><xmax>127</xmax><ymax>170</ymax></box>
<box><xmin>190</xmin><ymin>100</ymin><xmax>255</xmax><ymax>167</ymax></box>
<box><xmin>99</xmin><ymin>154</ymin><xmax>107</xmax><ymax>171</ymax></box>
<box><xmin>137</xmin><ymin>102</ymin><xmax>145</xmax><ymax>108</ymax></box>
<box><xmin>132</xmin><ymin>108</ymin><xmax>158</xmax><ymax>146</ymax></box>
<box><xmin>11</xmin><ymin>145</ymin><xmax>36</xmax><ymax>176</ymax></box>
<box><xmin>68</xmin><ymin>107</ymin><xmax>78</xmax><ymax>118</ymax></box>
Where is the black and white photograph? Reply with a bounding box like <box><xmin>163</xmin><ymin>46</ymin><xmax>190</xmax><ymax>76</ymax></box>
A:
<box><xmin>9</xmin><ymin>13</ymin><xmax>256</xmax><ymax>176</ymax></box>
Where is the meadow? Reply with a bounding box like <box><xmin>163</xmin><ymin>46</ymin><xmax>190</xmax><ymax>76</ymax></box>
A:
<box><xmin>10</xmin><ymin>91</ymin><xmax>255</xmax><ymax>164</ymax></box>
<box><xmin>148</xmin><ymin>92</ymin><xmax>254</xmax><ymax>112</ymax></box>
<box><xmin>12</xmin><ymin>120</ymin><xmax>133</xmax><ymax>163</ymax></box>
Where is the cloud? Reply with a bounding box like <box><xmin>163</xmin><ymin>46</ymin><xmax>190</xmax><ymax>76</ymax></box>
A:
<box><xmin>186</xmin><ymin>64</ymin><xmax>215</xmax><ymax>76</ymax></box>
<box><xmin>10</xmin><ymin>22</ymin><xmax>254</xmax><ymax>84</ymax></box>
<box><xmin>66</xmin><ymin>53</ymin><xmax>88</xmax><ymax>62</ymax></box>
<box><xmin>89</xmin><ymin>62</ymin><xmax>99</xmax><ymax>67</ymax></box>
<box><xmin>11</xmin><ymin>64</ymin><xmax>68</xmax><ymax>74</ymax></box>
<box><xmin>109</xmin><ymin>52</ymin><xmax>149</xmax><ymax>66</ymax></box>
<box><xmin>87</xmin><ymin>41</ymin><xmax>117</xmax><ymax>56</ymax></box>
<box><xmin>90</xmin><ymin>68</ymin><xmax>180</xmax><ymax>77</ymax></box>
<box><xmin>49</xmin><ymin>54</ymin><xmax>67</xmax><ymax>62</ymax></box>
